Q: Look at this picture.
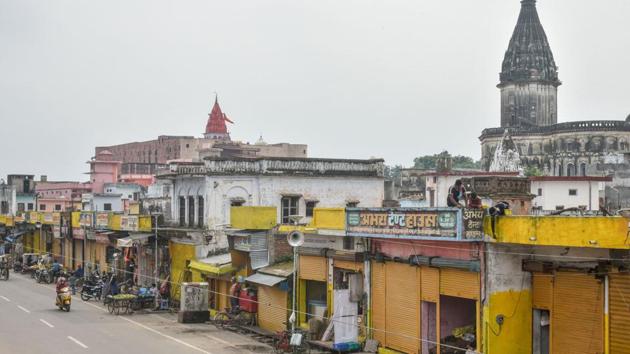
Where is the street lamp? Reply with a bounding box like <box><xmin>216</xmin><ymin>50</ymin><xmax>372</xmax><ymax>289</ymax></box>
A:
<box><xmin>150</xmin><ymin>212</ymin><xmax>162</xmax><ymax>308</ymax></box>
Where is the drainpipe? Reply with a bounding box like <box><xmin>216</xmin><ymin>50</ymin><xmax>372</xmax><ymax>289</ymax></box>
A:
<box><xmin>604</xmin><ymin>275</ymin><xmax>610</xmax><ymax>354</ymax></box>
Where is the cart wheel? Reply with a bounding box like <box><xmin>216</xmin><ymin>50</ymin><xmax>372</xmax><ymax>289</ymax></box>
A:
<box><xmin>115</xmin><ymin>303</ymin><xmax>121</xmax><ymax>315</ymax></box>
<box><xmin>107</xmin><ymin>301</ymin><xmax>114</xmax><ymax>314</ymax></box>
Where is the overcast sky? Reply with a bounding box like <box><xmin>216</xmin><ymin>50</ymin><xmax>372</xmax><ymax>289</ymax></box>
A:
<box><xmin>1</xmin><ymin>0</ymin><xmax>629</xmax><ymax>181</ymax></box>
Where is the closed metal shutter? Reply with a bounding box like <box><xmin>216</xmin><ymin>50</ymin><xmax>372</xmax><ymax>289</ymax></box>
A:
<box><xmin>257</xmin><ymin>286</ymin><xmax>288</xmax><ymax>333</ymax></box>
<box><xmin>371</xmin><ymin>262</ymin><xmax>386</xmax><ymax>345</ymax></box>
<box><xmin>532</xmin><ymin>273</ymin><xmax>552</xmax><ymax>310</ymax></box>
<box><xmin>440</xmin><ymin>268</ymin><xmax>479</xmax><ymax>300</ymax></box>
<box><xmin>552</xmin><ymin>272</ymin><xmax>603</xmax><ymax>354</ymax></box>
<box><xmin>610</xmin><ymin>273</ymin><xmax>630</xmax><ymax>354</ymax></box>
<box><xmin>421</xmin><ymin>266</ymin><xmax>439</xmax><ymax>302</ymax></box>
<box><xmin>334</xmin><ymin>259</ymin><xmax>363</xmax><ymax>272</ymax></box>
<box><xmin>250</xmin><ymin>233</ymin><xmax>269</xmax><ymax>270</ymax></box>
<box><xmin>385</xmin><ymin>262</ymin><xmax>420</xmax><ymax>354</ymax></box>
<box><xmin>299</xmin><ymin>255</ymin><xmax>327</xmax><ymax>282</ymax></box>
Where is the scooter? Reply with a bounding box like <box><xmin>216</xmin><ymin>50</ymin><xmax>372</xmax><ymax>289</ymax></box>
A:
<box><xmin>56</xmin><ymin>287</ymin><xmax>72</xmax><ymax>312</ymax></box>
<box><xmin>36</xmin><ymin>268</ymin><xmax>53</xmax><ymax>284</ymax></box>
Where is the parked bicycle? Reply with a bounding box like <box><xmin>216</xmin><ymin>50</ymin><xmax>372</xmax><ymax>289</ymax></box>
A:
<box><xmin>213</xmin><ymin>307</ymin><xmax>256</xmax><ymax>329</ymax></box>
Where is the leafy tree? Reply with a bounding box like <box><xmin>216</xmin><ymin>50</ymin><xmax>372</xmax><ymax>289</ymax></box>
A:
<box><xmin>524</xmin><ymin>166</ymin><xmax>543</xmax><ymax>177</ymax></box>
<box><xmin>413</xmin><ymin>151</ymin><xmax>481</xmax><ymax>169</ymax></box>
<box><xmin>384</xmin><ymin>164</ymin><xmax>403</xmax><ymax>179</ymax></box>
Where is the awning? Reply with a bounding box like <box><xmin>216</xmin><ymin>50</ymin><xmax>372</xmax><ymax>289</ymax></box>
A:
<box><xmin>117</xmin><ymin>233</ymin><xmax>152</xmax><ymax>248</ymax></box>
<box><xmin>245</xmin><ymin>272</ymin><xmax>287</xmax><ymax>287</ymax></box>
<box><xmin>189</xmin><ymin>255</ymin><xmax>235</xmax><ymax>276</ymax></box>
<box><xmin>4</xmin><ymin>230</ymin><xmax>27</xmax><ymax>243</ymax></box>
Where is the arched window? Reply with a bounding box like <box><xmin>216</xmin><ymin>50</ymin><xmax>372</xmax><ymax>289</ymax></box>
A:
<box><xmin>580</xmin><ymin>163</ymin><xmax>587</xmax><ymax>176</ymax></box>
<box><xmin>566</xmin><ymin>164</ymin><xmax>574</xmax><ymax>177</ymax></box>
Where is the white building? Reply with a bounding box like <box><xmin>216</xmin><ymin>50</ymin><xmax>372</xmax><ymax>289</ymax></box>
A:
<box><xmin>81</xmin><ymin>193</ymin><xmax>124</xmax><ymax>212</ymax></box>
<box><xmin>158</xmin><ymin>157</ymin><xmax>385</xmax><ymax>228</ymax></box>
<box><xmin>530</xmin><ymin>176</ymin><xmax>611</xmax><ymax>211</ymax></box>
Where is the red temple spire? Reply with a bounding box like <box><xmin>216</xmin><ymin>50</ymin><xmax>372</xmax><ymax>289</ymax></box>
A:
<box><xmin>204</xmin><ymin>95</ymin><xmax>233</xmax><ymax>140</ymax></box>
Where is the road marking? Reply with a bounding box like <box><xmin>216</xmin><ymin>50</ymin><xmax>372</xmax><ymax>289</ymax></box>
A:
<box><xmin>17</xmin><ymin>305</ymin><xmax>30</xmax><ymax>313</ymax></box>
<box><xmin>67</xmin><ymin>336</ymin><xmax>88</xmax><ymax>349</ymax></box>
<box><xmin>119</xmin><ymin>316</ymin><xmax>214</xmax><ymax>354</ymax></box>
<box><xmin>0</xmin><ymin>295</ymin><xmax>10</xmax><ymax>302</ymax></box>
<box><xmin>39</xmin><ymin>319</ymin><xmax>54</xmax><ymax>328</ymax></box>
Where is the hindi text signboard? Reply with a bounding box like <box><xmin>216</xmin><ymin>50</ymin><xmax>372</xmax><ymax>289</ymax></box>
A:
<box><xmin>346</xmin><ymin>208</ymin><xmax>458</xmax><ymax>239</ymax></box>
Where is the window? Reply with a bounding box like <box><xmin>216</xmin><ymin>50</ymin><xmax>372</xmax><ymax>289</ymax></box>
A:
<box><xmin>39</xmin><ymin>204</ymin><xmax>46</xmax><ymax>211</ymax></box>
<box><xmin>188</xmin><ymin>196</ymin><xmax>195</xmax><ymax>228</ymax></box>
<box><xmin>281</xmin><ymin>196</ymin><xmax>300</xmax><ymax>224</ymax></box>
<box><xmin>103</xmin><ymin>203</ymin><xmax>112</xmax><ymax>211</ymax></box>
<box><xmin>179</xmin><ymin>196</ymin><xmax>186</xmax><ymax>226</ymax></box>
<box><xmin>537</xmin><ymin>188</ymin><xmax>543</xmax><ymax>196</ymax></box>
<box><xmin>198</xmin><ymin>196</ymin><xmax>204</xmax><ymax>228</ymax></box>
<box><xmin>55</xmin><ymin>204</ymin><xmax>62</xmax><ymax>211</ymax></box>
<box><xmin>17</xmin><ymin>203</ymin><xmax>25</xmax><ymax>212</ymax></box>
<box><xmin>305</xmin><ymin>201</ymin><xmax>317</xmax><ymax>217</ymax></box>
<box><xmin>555</xmin><ymin>205</ymin><xmax>565</xmax><ymax>210</ymax></box>
<box><xmin>0</xmin><ymin>201</ymin><xmax>8</xmax><ymax>214</ymax></box>
<box><xmin>27</xmin><ymin>203</ymin><xmax>34</xmax><ymax>211</ymax></box>
<box><xmin>346</xmin><ymin>201</ymin><xmax>359</xmax><ymax>208</ymax></box>
<box><xmin>230</xmin><ymin>199</ymin><xmax>245</xmax><ymax>207</ymax></box>
<box><xmin>343</xmin><ymin>236</ymin><xmax>354</xmax><ymax>250</ymax></box>
<box><xmin>580</xmin><ymin>163</ymin><xmax>587</xmax><ymax>176</ymax></box>
<box><xmin>569</xmin><ymin>189</ymin><xmax>577</xmax><ymax>196</ymax></box>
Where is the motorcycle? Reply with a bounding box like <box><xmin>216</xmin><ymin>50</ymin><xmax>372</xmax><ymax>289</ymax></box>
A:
<box><xmin>56</xmin><ymin>287</ymin><xmax>72</xmax><ymax>312</ymax></box>
<box><xmin>80</xmin><ymin>277</ymin><xmax>104</xmax><ymax>301</ymax></box>
<box><xmin>36</xmin><ymin>268</ymin><xmax>53</xmax><ymax>284</ymax></box>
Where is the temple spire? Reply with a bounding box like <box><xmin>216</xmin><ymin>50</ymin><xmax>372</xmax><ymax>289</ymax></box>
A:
<box><xmin>204</xmin><ymin>95</ymin><xmax>233</xmax><ymax>140</ymax></box>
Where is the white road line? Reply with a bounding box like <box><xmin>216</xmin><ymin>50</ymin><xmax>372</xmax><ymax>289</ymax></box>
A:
<box><xmin>67</xmin><ymin>336</ymin><xmax>88</xmax><ymax>349</ymax></box>
<box><xmin>39</xmin><ymin>319</ymin><xmax>54</xmax><ymax>328</ymax></box>
<box><xmin>0</xmin><ymin>295</ymin><xmax>10</xmax><ymax>302</ymax></box>
<box><xmin>119</xmin><ymin>316</ymin><xmax>214</xmax><ymax>354</ymax></box>
<box><xmin>17</xmin><ymin>305</ymin><xmax>30</xmax><ymax>313</ymax></box>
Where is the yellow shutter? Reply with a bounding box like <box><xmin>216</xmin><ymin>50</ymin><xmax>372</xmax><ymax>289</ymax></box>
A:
<box><xmin>385</xmin><ymin>262</ymin><xmax>420</xmax><ymax>354</ymax></box>
<box><xmin>610</xmin><ymin>273</ymin><xmax>630</xmax><ymax>354</ymax></box>
<box><xmin>552</xmin><ymin>272</ymin><xmax>603</xmax><ymax>354</ymax></box>
<box><xmin>532</xmin><ymin>273</ymin><xmax>553</xmax><ymax>310</ymax></box>
<box><xmin>257</xmin><ymin>286</ymin><xmax>288</xmax><ymax>333</ymax></box>
<box><xmin>299</xmin><ymin>255</ymin><xmax>327</xmax><ymax>282</ymax></box>
<box><xmin>421</xmin><ymin>266</ymin><xmax>439</xmax><ymax>302</ymax></box>
<box><xmin>371</xmin><ymin>262</ymin><xmax>386</xmax><ymax>345</ymax></box>
<box><xmin>440</xmin><ymin>268</ymin><xmax>480</xmax><ymax>300</ymax></box>
<box><xmin>334</xmin><ymin>259</ymin><xmax>363</xmax><ymax>272</ymax></box>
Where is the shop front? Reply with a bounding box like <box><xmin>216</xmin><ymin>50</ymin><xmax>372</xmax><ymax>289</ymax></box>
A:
<box><xmin>347</xmin><ymin>207</ymin><xmax>485</xmax><ymax>354</ymax></box>
<box><xmin>188</xmin><ymin>253</ymin><xmax>235</xmax><ymax>317</ymax></box>
<box><xmin>245</xmin><ymin>262</ymin><xmax>292</xmax><ymax>333</ymax></box>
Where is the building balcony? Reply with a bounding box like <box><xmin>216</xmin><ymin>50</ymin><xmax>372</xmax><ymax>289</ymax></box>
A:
<box><xmin>484</xmin><ymin>215</ymin><xmax>630</xmax><ymax>249</ymax></box>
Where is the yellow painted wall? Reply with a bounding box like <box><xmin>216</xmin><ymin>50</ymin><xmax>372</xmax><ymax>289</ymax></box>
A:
<box><xmin>484</xmin><ymin>216</ymin><xmax>630</xmax><ymax>249</ymax></box>
<box><xmin>484</xmin><ymin>290</ymin><xmax>532</xmax><ymax>354</ymax></box>
<box><xmin>169</xmin><ymin>241</ymin><xmax>196</xmax><ymax>300</ymax></box>
<box><xmin>312</xmin><ymin>208</ymin><xmax>345</xmax><ymax>230</ymax></box>
<box><xmin>230</xmin><ymin>206</ymin><xmax>277</xmax><ymax>230</ymax></box>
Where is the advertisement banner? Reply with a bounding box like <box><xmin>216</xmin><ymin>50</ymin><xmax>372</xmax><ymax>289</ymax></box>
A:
<box><xmin>120</xmin><ymin>216</ymin><xmax>139</xmax><ymax>231</ymax></box>
<box><xmin>346</xmin><ymin>208</ymin><xmax>459</xmax><ymax>239</ymax></box>
<box><xmin>73</xmin><ymin>228</ymin><xmax>84</xmax><ymax>240</ymax></box>
<box><xmin>53</xmin><ymin>225</ymin><xmax>61</xmax><ymax>239</ymax></box>
<box><xmin>43</xmin><ymin>213</ymin><xmax>54</xmax><ymax>224</ymax></box>
<box><xmin>95</xmin><ymin>233</ymin><xmax>110</xmax><ymax>244</ymax></box>
<box><xmin>96</xmin><ymin>213</ymin><xmax>109</xmax><ymax>229</ymax></box>
<box><xmin>79</xmin><ymin>212</ymin><xmax>93</xmax><ymax>227</ymax></box>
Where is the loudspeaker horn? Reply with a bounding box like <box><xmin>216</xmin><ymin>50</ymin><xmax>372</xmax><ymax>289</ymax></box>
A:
<box><xmin>287</xmin><ymin>230</ymin><xmax>305</xmax><ymax>247</ymax></box>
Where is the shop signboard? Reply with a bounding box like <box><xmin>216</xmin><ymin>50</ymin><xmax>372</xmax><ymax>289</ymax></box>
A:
<box><xmin>346</xmin><ymin>208</ymin><xmax>481</xmax><ymax>240</ymax></box>
<box><xmin>73</xmin><ymin>228</ymin><xmax>84</xmax><ymax>240</ymax></box>
<box><xmin>95</xmin><ymin>232</ymin><xmax>110</xmax><ymax>244</ymax></box>
<box><xmin>79</xmin><ymin>212</ymin><xmax>93</xmax><ymax>227</ymax></box>
<box><xmin>95</xmin><ymin>213</ymin><xmax>109</xmax><ymax>229</ymax></box>
<box><xmin>462</xmin><ymin>208</ymin><xmax>484</xmax><ymax>239</ymax></box>
<box><xmin>14</xmin><ymin>215</ymin><xmax>25</xmax><ymax>223</ymax></box>
<box><xmin>28</xmin><ymin>211</ymin><xmax>39</xmax><ymax>223</ymax></box>
<box><xmin>52</xmin><ymin>213</ymin><xmax>61</xmax><ymax>225</ymax></box>
<box><xmin>42</xmin><ymin>213</ymin><xmax>54</xmax><ymax>224</ymax></box>
<box><xmin>120</xmin><ymin>216</ymin><xmax>138</xmax><ymax>231</ymax></box>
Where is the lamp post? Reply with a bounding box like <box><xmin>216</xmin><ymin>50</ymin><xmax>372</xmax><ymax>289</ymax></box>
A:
<box><xmin>150</xmin><ymin>213</ymin><xmax>162</xmax><ymax>308</ymax></box>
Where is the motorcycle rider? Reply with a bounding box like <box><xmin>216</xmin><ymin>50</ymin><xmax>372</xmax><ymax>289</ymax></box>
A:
<box><xmin>51</xmin><ymin>259</ymin><xmax>61</xmax><ymax>283</ymax></box>
<box><xmin>56</xmin><ymin>277</ymin><xmax>69</xmax><ymax>304</ymax></box>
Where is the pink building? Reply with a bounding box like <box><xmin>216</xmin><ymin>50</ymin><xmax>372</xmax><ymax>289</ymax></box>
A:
<box><xmin>88</xmin><ymin>150</ymin><xmax>121</xmax><ymax>194</ymax></box>
<box><xmin>35</xmin><ymin>181</ymin><xmax>91</xmax><ymax>212</ymax></box>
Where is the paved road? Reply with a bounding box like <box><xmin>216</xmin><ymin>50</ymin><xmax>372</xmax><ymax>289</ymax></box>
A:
<box><xmin>0</xmin><ymin>272</ymin><xmax>272</xmax><ymax>354</ymax></box>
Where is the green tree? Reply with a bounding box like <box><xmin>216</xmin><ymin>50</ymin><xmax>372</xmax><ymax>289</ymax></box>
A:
<box><xmin>524</xmin><ymin>166</ymin><xmax>543</xmax><ymax>177</ymax></box>
<box><xmin>413</xmin><ymin>151</ymin><xmax>481</xmax><ymax>169</ymax></box>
